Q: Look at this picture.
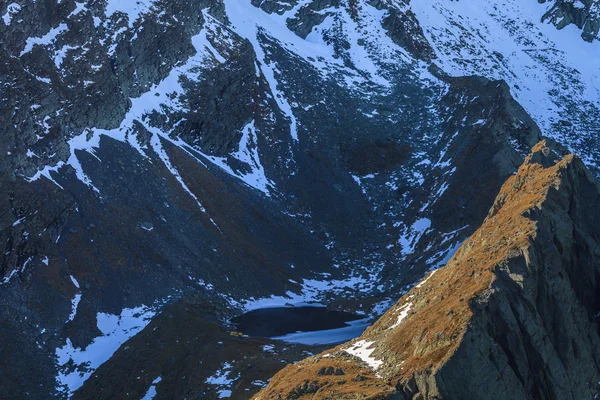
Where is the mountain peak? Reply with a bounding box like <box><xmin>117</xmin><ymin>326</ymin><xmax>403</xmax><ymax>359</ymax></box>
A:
<box><xmin>256</xmin><ymin>142</ymin><xmax>600</xmax><ymax>399</ymax></box>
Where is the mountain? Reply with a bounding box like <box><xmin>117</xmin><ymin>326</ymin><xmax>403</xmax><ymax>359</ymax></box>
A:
<box><xmin>256</xmin><ymin>140</ymin><xmax>600</xmax><ymax>399</ymax></box>
<box><xmin>1</xmin><ymin>0</ymin><xmax>600</xmax><ymax>398</ymax></box>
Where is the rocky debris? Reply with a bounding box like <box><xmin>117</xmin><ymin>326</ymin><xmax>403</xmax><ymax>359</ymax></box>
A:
<box><xmin>412</xmin><ymin>0</ymin><xmax>600</xmax><ymax>176</ymax></box>
<box><xmin>344</xmin><ymin>140</ymin><xmax>412</xmax><ymax>176</ymax></box>
<box><xmin>541</xmin><ymin>0</ymin><xmax>600</xmax><ymax>42</ymax></box>
<box><xmin>288</xmin><ymin>381</ymin><xmax>321</xmax><ymax>399</ymax></box>
<box><xmin>318</xmin><ymin>366</ymin><xmax>345</xmax><ymax>375</ymax></box>
<box><xmin>0</xmin><ymin>135</ymin><xmax>334</xmax><ymax>399</ymax></box>
<box><xmin>0</xmin><ymin>0</ymin><xmax>225</xmax><ymax>181</ymax></box>
<box><xmin>171</xmin><ymin>27</ymin><xmax>260</xmax><ymax>157</ymax></box>
<box><xmin>256</xmin><ymin>140</ymin><xmax>600</xmax><ymax>399</ymax></box>
<box><xmin>423</xmin><ymin>75</ymin><xmax>542</xmax><ymax>230</ymax></box>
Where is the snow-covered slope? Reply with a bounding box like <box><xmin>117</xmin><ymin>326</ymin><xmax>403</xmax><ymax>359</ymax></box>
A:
<box><xmin>413</xmin><ymin>0</ymin><xmax>600</xmax><ymax>170</ymax></box>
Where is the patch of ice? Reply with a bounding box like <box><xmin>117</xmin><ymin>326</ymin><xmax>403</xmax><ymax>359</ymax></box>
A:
<box><xmin>273</xmin><ymin>318</ymin><xmax>371</xmax><ymax>345</ymax></box>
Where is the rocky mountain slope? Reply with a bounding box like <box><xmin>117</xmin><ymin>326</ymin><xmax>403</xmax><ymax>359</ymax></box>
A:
<box><xmin>1</xmin><ymin>0</ymin><xmax>600</xmax><ymax>398</ymax></box>
<box><xmin>256</xmin><ymin>140</ymin><xmax>600</xmax><ymax>399</ymax></box>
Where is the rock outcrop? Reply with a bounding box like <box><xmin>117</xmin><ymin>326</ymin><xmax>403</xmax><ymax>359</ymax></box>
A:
<box><xmin>541</xmin><ymin>0</ymin><xmax>600</xmax><ymax>42</ymax></box>
<box><xmin>369</xmin><ymin>0</ymin><xmax>435</xmax><ymax>61</ymax></box>
<box><xmin>256</xmin><ymin>140</ymin><xmax>600</xmax><ymax>399</ymax></box>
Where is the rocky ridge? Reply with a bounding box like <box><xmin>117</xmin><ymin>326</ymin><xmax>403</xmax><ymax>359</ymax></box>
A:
<box><xmin>256</xmin><ymin>140</ymin><xmax>600</xmax><ymax>399</ymax></box>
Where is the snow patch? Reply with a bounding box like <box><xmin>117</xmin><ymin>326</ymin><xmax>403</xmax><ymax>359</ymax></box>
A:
<box><xmin>141</xmin><ymin>376</ymin><xmax>162</xmax><ymax>400</ymax></box>
<box><xmin>27</xmin><ymin>10</ymin><xmax>275</xmax><ymax>201</ymax></box>
<box><xmin>398</xmin><ymin>218</ymin><xmax>431</xmax><ymax>255</ymax></box>
<box><xmin>345</xmin><ymin>340</ymin><xmax>383</xmax><ymax>370</ymax></box>
<box><xmin>55</xmin><ymin>305</ymin><xmax>156</xmax><ymax>395</ymax></box>
<box><xmin>415</xmin><ymin>269</ymin><xmax>437</xmax><ymax>289</ymax></box>
<box><xmin>390</xmin><ymin>302</ymin><xmax>412</xmax><ymax>329</ymax></box>
<box><xmin>241</xmin><ymin>274</ymin><xmax>378</xmax><ymax>311</ymax></box>
<box><xmin>206</xmin><ymin>362</ymin><xmax>237</xmax><ymax>398</ymax></box>
<box><xmin>201</xmin><ymin>121</ymin><xmax>274</xmax><ymax>195</ymax></box>
<box><xmin>67</xmin><ymin>294</ymin><xmax>82</xmax><ymax>323</ymax></box>
<box><xmin>412</xmin><ymin>0</ymin><xmax>600</xmax><ymax>168</ymax></box>
<box><xmin>105</xmin><ymin>0</ymin><xmax>158</xmax><ymax>27</ymax></box>
<box><xmin>69</xmin><ymin>275</ymin><xmax>80</xmax><ymax>289</ymax></box>
<box><xmin>223</xmin><ymin>0</ymin><xmax>300</xmax><ymax>141</ymax></box>
<box><xmin>2</xmin><ymin>3</ymin><xmax>21</xmax><ymax>26</ymax></box>
<box><xmin>21</xmin><ymin>24</ymin><xmax>68</xmax><ymax>57</ymax></box>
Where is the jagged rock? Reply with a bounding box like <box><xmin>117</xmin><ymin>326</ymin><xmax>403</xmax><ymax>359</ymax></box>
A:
<box><xmin>251</xmin><ymin>0</ymin><xmax>300</xmax><ymax>15</ymax></box>
<box><xmin>256</xmin><ymin>141</ymin><xmax>600</xmax><ymax>399</ymax></box>
<box><xmin>318</xmin><ymin>366</ymin><xmax>345</xmax><ymax>375</ymax></box>
<box><xmin>288</xmin><ymin>0</ymin><xmax>341</xmax><ymax>38</ymax></box>
<box><xmin>369</xmin><ymin>0</ymin><xmax>435</xmax><ymax>61</ymax></box>
<box><xmin>541</xmin><ymin>0</ymin><xmax>600</xmax><ymax>42</ymax></box>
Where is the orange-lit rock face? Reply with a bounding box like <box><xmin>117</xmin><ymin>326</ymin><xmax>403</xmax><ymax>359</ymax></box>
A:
<box><xmin>256</xmin><ymin>141</ymin><xmax>600</xmax><ymax>400</ymax></box>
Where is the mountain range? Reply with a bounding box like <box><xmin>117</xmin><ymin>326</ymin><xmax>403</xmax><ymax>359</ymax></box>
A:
<box><xmin>1</xmin><ymin>0</ymin><xmax>600</xmax><ymax>398</ymax></box>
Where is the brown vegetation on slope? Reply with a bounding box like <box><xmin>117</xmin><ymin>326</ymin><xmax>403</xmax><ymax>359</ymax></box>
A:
<box><xmin>368</xmin><ymin>142</ymin><xmax>566</xmax><ymax>380</ymax></box>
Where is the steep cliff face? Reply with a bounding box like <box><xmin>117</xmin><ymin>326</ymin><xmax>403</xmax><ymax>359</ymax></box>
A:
<box><xmin>256</xmin><ymin>140</ymin><xmax>600</xmax><ymax>399</ymax></box>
